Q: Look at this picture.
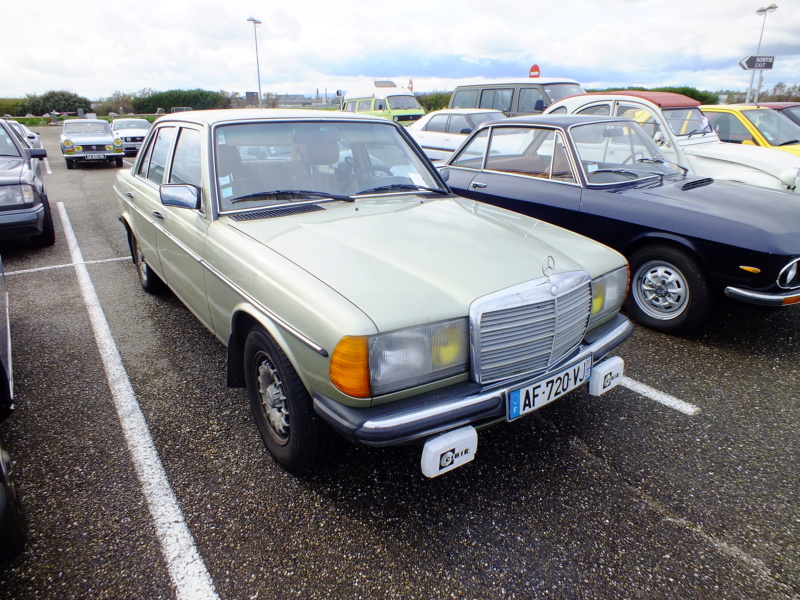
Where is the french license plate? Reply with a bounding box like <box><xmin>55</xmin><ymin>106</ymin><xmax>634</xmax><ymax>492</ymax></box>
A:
<box><xmin>85</xmin><ymin>154</ymin><xmax>105</xmax><ymax>160</ymax></box>
<box><xmin>508</xmin><ymin>357</ymin><xmax>592</xmax><ymax>420</ymax></box>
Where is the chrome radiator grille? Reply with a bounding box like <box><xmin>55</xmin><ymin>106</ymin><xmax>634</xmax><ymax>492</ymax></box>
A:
<box><xmin>471</xmin><ymin>273</ymin><xmax>592</xmax><ymax>384</ymax></box>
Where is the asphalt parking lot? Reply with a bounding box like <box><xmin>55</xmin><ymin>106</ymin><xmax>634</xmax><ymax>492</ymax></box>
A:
<box><xmin>0</xmin><ymin>124</ymin><xmax>797</xmax><ymax>600</ymax></box>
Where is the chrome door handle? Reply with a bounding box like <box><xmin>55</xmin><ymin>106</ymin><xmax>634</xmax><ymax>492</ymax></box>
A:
<box><xmin>471</xmin><ymin>182</ymin><xmax>487</xmax><ymax>189</ymax></box>
<box><xmin>152</xmin><ymin>211</ymin><xmax>165</xmax><ymax>220</ymax></box>
<box><xmin>125</xmin><ymin>192</ymin><xmax>134</xmax><ymax>198</ymax></box>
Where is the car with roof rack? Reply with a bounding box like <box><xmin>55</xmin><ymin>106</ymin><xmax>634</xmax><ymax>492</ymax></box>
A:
<box><xmin>545</xmin><ymin>91</ymin><xmax>800</xmax><ymax>194</ymax></box>
<box><xmin>114</xmin><ymin>108</ymin><xmax>633</xmax><ymax>478</ymax></box>
<box><xmin>442</xmin><ymin>114</ymin><xmax>800</xmax><ymax>334</ymax></box>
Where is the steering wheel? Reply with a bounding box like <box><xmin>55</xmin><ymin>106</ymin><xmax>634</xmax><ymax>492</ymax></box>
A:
<box><xmin>622</xmin><ymin>152</ymin><xmax>646</xmax><ymax>165</ymax></box>
<box><xmin>344</xmin><ymin>165</ymin><xmax>393</xmax><ymax>188</ymax></box>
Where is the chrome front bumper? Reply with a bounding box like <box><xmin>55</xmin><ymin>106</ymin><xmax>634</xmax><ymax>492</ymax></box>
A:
<box><xmin>724</xmin><ymin>286</ymin><xmax>800</xmax><ymax>306</ymax></box>
<box><xmin>313</xmin><ymin>313</ymin><xmax>634</xmax><ymax>447</ymax></box>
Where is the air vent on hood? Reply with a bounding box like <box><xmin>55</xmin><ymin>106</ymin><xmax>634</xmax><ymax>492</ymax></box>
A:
<box><xmin>229</xmin><ymin>204</ymin><xmax>325</xmax><ymax>221</ymax></box>
<box><xmin>680</xmin><ymin>178</ymin><xmax>714</xmax><ymax>191</ymax></box>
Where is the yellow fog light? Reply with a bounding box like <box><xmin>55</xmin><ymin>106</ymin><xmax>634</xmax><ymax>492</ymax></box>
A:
<box><xmin>432</xmin><ymin>323</ymin><xmax>468</xmax><ymax>368</ymax></box>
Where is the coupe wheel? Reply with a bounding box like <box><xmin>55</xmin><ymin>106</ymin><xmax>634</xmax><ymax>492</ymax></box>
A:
<box><xmin>31</xmin><ymin>197</ymin><xmax>56</xmax><ymax>247</ymax></box>
<box><xmin>131</xmin><ymin>234</ymin><xmax>164</xmax><ymax>293</ymax></box>
<box><xmin>0</xmin><ymin>440</ymin><xmax>27</xmax><ymax>562</ymax></box>
<box><xmin>65</xmin><ymin>159</ymin><xmax>74</xmax><ymax>170</ymax></box>
<box><xmin>243</xmin><ymin>326</ymin><xmax>331</xmax><ymax>474</ymax></box>
<box><xmin>625</xmin><ymin>245</ymin><xmax>711</xmax><ymax>334</ymax></box>
<box><xmin>115</xmin><ymin>156</ymin><xmax>123</xmax><ymax>168</ymax></box>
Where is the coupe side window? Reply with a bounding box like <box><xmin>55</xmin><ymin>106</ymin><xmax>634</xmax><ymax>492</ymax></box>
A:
<box><xmin>484</xmin><ymin>127</ymin><xmax>575</xmax><ymax>183</ymax></box>
<box><xmin>616</xmin><ymin>104</ymin><xmax>662</xmax><ymax>139</ymax></box>
<box><xmin>138</xmin><ymin>127</ymin><xmax>175</xmax><ymax>185</ymax></box>
<box><xmin>577</xmin><ymin>104</ymin><xmax>611</xmax><ymax>117</ymax></box>
<box><xmin>425</xmin><ymin>115</ymin><xmax>448</xmax><ymax>133</ymax></box>
<box><xmin>169</xmin><ymin>128</ymin><xmax>202</xmax><ymax>188</ymax></box>
<box><xmin>707</xmin><ymin>113</ymin><xmax>744</xmax><ymax>143</ymax></box>
<box><xmin>448</xmin><ymin>115</ymin><xmax>470</xmax><ymax>134</ymax></box>
<box><xmin>451</xmin><ymin>129</ymin><xmax>489</xmax><ymax>169</ymax></box>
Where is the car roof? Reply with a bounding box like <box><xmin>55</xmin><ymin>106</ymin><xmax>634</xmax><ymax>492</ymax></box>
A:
<box><xmin>427</xmin><ymin>108</ymin><xmax>504</xmax><ymax>115</ymax></box>
<box><xmin>698</xmin><ymin>104</ymin><xmax>763</xmax><ymax>111</ymax></box>
<box><xmin>494</xmin><ymin>114</ymin><xmax>627</xmax><ymax>128</ymax></box>
<box><xmin>755</xmin><ymin>102</ymin><xmax>800</xmax><ymax>109</ymax></box>
<box><xmin>581</xmin><ymin>90</ymin><xmax>700</xmax><ymax>108</ymax></box>
<box><xmin>152</xmin><ymin>108</ymin><xmax>392</xmax><ymax>127</ymax></box>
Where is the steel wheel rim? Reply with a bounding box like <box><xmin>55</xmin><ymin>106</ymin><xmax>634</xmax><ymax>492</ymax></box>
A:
<box><xmin>135</xmin><ymin>244</ymin><xmax>149</xmax><ymax>284</ymax></box>
<box><xmin>632</xmin><ymin>260</ymin><xmax>690</xmax><ymax>320</ymax></box>
<box><xmin>254</xmin><ymin>351</ymin><xmax>290</xmax><ymax>445</ymax></box>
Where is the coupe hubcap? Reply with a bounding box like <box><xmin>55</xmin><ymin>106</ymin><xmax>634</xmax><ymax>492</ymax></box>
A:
<box><xmin>634</xmin><ymin>261</ymin><xmax>689</xmax><ymax>320</ymax></box>
<box><xmin>255</xmin><ymin>353</ymin><xmax>290</xmax><ymax>445</ymax></box>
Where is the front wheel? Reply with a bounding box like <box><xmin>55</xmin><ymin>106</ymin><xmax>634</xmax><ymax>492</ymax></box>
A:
<box><xmin>114</xmin><ymin>156</ymin><xmax>123</xmax><ymax>168</ymax></box>
<box><xmin>65</xmin><ymin>159</ymin><xmax>74</xmax><ymax>170</ymax></box>
<box><xmin>625</xmin><ymin>245</ymin><xmax>712</xmax><ymax>334</ymax></box>
<box><xmin>130</xmin><ymin>234</ymin><xmax>164</xmax><ymax>293</ymax></box>
<box><xmin>244</xmin><ymin>327</ymin><xmax>331</xmax><ymax>475</ymax></box>
<box><xmin>0</xmin><ymin>440</ymin><xmax>28</xmax><ymax>562</ymax></box>
<box><xmin>30</xmin><ymin>197</ymin><xmax>56</xmax><ymax>247</ymax></box>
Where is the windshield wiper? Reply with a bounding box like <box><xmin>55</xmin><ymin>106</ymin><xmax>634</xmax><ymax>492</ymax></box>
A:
<box><xmin>779</xmin><ymin>139</ymin><xmax>800</xmax><ymax>147</ymax></box>
<box><xmin>230</xmin><ymin>189</ymin><xmax>354</xmax><ymax>204</ymax></box>
<box><xmin>635</xmin><ymin>157</ymin><xmax>666</xmax><ymax>164</ymax></box>
<box><xmin>356</xmin><ymin>184</ymin><xmax>449</xmax><ymax>195</ymax></box>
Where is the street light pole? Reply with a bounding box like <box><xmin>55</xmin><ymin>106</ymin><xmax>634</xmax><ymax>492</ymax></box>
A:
<box><xmin>246</xmin><ymin>17</ymin><xmax>263</xmax><ymax>108</ymax></box>
<box><xmin>746</xmin><ymin>4</ymin><xmax>778</xmax><ymax>103</ymax></box>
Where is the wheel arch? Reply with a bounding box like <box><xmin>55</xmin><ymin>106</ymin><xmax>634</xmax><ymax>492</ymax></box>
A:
<box><xmin>621</xmin><ymin>232</ymin><xmax>711</xmax><ymax>279</ymax></box>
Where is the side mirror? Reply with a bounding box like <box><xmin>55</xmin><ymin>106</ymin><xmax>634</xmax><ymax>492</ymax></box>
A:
<box><xmin>459</xmin><ymin>128</ymin><xmax>472</xmax><ymax>135</ymax></box>
<box><xmin>26</xmin><ymin>147</ymin><xmax>47</xmax><ymax>159</ymax></box>
<box><xmin>437</xmin><ymin>166</ymin><xmax>450</xmax><ymax>182</ymax></box>
<box><xmin>534</xmin><ymin>99</ymin><xmax>546</xmax><ymax>112</ymax></box>
<box><xmin>653</xmin><ymin>131</ymin><xmax>665</xmax><ymax>146</ymax></box>
<box><xmin>160</xmin><ymin>184</ymin><xmax>201</xmax><ymax>209</ymax></box>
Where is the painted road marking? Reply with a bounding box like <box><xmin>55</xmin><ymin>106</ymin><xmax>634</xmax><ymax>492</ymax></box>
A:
<box><xmin>57</xmin><ymin>202</ymin><xmax>219</xmax><ymax>600</ymax></box>
<box><xmin>621</xmin><ymin>376</ymin><xmax>700</xmax><ymax>415</ymax></box>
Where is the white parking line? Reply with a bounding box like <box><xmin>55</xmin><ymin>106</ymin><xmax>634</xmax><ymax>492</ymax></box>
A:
<box><xmin>44</xmin><ymin>157</ymin><xmax>52</xmax><ymax>175</ymax></box>
<box><xmin>5</xmin><ymin>256</ymin><xmax>129</xmax><ymax>277</ymax></box>
<box><xmin>621</xmin><ymin>376</ymin><xmax>700</xmax><ymax>415</ymax></box>
<box><xmin>56</xmin><ymin>203</ymin><xmax>219</xmax><ymax>600</ymax></box>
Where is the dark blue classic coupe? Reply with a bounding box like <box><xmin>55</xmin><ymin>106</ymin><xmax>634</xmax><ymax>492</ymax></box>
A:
<box><xmin>442</xmin><ymin>114</ymin><xmax>800</xmax><ymax>334</ymax></box>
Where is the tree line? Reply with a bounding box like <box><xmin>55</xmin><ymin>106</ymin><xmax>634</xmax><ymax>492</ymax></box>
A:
<box><xmin>2</xmin><ymin>83</ymin><xmax>800</xmax><ymax>118</ymax></box>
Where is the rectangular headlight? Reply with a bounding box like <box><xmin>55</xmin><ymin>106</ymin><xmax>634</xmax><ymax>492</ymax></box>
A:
<box><xmin>369</xmin><ymin>318</ymin><xmax>469</xmax><ymax>396</ymax></box>
<box><xmin>0</xmin><ymin>184</ymin><xmax>33</xmax><ymax>207</ymax></box>
<box><xmin>589</xmin><ymin>266</ymin><xmax>629</xmax><ymax>328</ymax></box>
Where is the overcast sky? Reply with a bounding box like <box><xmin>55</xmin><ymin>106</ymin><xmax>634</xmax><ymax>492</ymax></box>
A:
<box><xmin>4</xmin><ymin>0</ymin><xmax>800</xmax><ymax>101</ymax></box>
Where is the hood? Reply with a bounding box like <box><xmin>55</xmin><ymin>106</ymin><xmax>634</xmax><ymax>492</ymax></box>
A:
<box><xmin>0</xmin><ymin>157</ymin><xmax>24</xmax><ymax>185</ymax></box>
<box><xmin>681</xmin><ymin>137</ymin><xmax>800</xmax><ymax>174</ymax></box>
<box><xmin>620</xmin><ymin>177</ymin><xmax>800</xmax><ymax>255</ymax></box>
<box><xmin>62</xmin><ymin>133</ymin><xmax>114</xmax><ymax>143</ymax></box>
<box><xmin>227</xmin><ymin>196</ymin><xmax>623</xmax><ymax>331</ymax></box>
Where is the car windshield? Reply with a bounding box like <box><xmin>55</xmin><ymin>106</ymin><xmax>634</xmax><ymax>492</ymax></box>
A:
<box><xmin>542</xmin><ymin>83</ymin><xmax>585</xmax><ymax>103</ymax></box>
<box><xmin>0</xmin><ymin>127</ymin><xmax>21</xmax><ymax>157</ymax></box>
<box><xmin>114</xmin><ymin>120</ymin><xmax>150</xmax><ymax>130</ymax></box>
<box><xmin>386</xmin><ymin>95</ymin><xmax>423</xmax><ymax>110</ymax></box>
<box><xmin>781</xmin><ymin>106</ymin><xmax>800</xmax><ymax>124</ymax></box>
<box><xmin>569</xmin><ymin>121</ymin><xmax>683</xmax><ymax>183</ymax></box>
<box><xmin>662</xmin><ymin>107</ymin><xmax>712</xmax><ymax>136</ymax></box>
<box><xmin>64</xmin><ymin>121</ymin><xmax>111</xmax><ymax>135</ymax></box>
<box><xmin>742</xmin><ymin>108</ymin><xmax>800</xmax><ymax>146</ymax></box>
<box><xmin>215</xmin><ymin>120</ymin><xmax>443</xmax><ymax>211</ymax></box>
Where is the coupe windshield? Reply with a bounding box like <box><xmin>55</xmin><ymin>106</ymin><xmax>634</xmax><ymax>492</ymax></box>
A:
<box><xmin>64</xmin><ymin>122</ymin><xmax>111</xmax><ymax>135</ymax></box>
<box><xmin>215</xmin><ymin>120</ymin><xmax>442</xmax><ymax>211</ymax></box>
<box><xmin>743</xmin><ymin>108</ymin><xmax>800</xmax><ymax>146</ymax></box>
<box><xmin>0</xmin><ymin>128</ymin><xmax>21</xmax><ymax>157</ymax></box>
<box><xmin>662</xmin><ymin>107</ymin><xmax>712</xmax><ymax>136</ymax></box>
<box><xmin>570</xmin><ymin>121</ymin><xmax>682</xmax><ymax>182</ymax></box>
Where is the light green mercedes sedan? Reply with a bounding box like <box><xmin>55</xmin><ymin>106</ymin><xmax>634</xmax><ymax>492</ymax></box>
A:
<box><xmin>114</xmin><ymin>109</ymin><xmax>633</xmax><ymax>478</ymax></box>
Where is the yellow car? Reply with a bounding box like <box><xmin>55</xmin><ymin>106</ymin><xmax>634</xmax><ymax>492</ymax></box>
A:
<box><xmin>701</xmin><ymin>104</ymin><xmax>800</xmax><ymax>158</ymax></box>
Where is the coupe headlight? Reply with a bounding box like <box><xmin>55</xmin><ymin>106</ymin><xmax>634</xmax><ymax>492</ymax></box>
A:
<box><xmin>63</xmin><ymin>139</ymin><xmax>73</xmax><ymax>148</ymax></box>
<box><xmin>778</xmin><ymin>258</ymin><xmax>800</xmax><ymax>289</ymax></box>
<box><xmin>113</xmin><ymin>138</ymin><xmax>123</xmax><ymax>147</ymax></box>
<box><xmin>0</xmin><ymin>184</ymin><xmax>34</xmax><ymax>207</ymax></box>
<box><xmin>589</xmin><ymin>266</ymin><xmax>629</xmax><ymax>327</ymax></box>
<box><xmin>330</xmin><ymin>318</ymin><xmax>469</xmax><ymax>398</ymax></box>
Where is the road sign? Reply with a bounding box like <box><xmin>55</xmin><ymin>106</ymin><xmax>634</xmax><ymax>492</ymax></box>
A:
<box><xmin>529</xmin><ymin>64</ymin><xmax>540</xmax><ymax>78</ymax></box>
<box><xmin>739</xmin><ymin>55</ymin><xmax>775</xmax><ymax>70</ymax></box>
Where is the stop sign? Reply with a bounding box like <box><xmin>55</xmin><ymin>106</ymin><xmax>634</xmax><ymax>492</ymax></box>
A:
<box><xmin>529</xmin><ymin>64</ymin><xmax>540</xmax><ymax>78</ymax></box>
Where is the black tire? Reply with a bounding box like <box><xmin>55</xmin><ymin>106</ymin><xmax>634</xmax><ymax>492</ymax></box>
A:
<box><xmin>30</xmin><ymin>196</ymin><xmax>56</xmax><ymax>247</ymax></box>
<box><xmin>130</xmin><ymin>234</ymin><xmax>164</xmax><ymax>293</ymax></box>
<box><xmin>625</xmin><ymin>244</ymin><xmax>712</xmax><ymax>334</ymax></box>
<box><xmin>0</xmin><ymin>439</ymin><xmax>27</xmax><ymax>562</ymax></box>
<box><xmin>244</xmin><ymin>326</ymin><xmax>331</xmax><ymax>475</ymax></box>
<box><xmin>115</xmin><ymin>156</ymin><xmax>123</xmax><ymax>168</ymax></box>
<box><xmin>65</xmin><ymin>159</ymin><xmax>74</xmax><ymax>170</ymax></box>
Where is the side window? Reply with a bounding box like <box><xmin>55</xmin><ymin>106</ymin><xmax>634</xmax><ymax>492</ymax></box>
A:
<box><xmin>616</xmin><ymin>103</ymin><xmax>662</xmax><ymax>138</ymax></box>
<box><xmin>451</xmin><ymin>89</ymin><xmax>478</xmax><ymax>109</ymax></box>
<box><xmin>137</xmin><ymin>126</ymin><xmax>175</xmax><ymax>184</ymax></box>
<box><xmin>577</xmin><ymin>104</ymin><xmax>611</xmax><ymax>116</ymax></box>
<box><xmin>485</xmin><ymin>127</ymin><xmax>573</xmax><ymax>182</ymax></box>
<box><xmin>479</xmin><ymin>88</ymin><xmax>513</xmax><ymax>112</ymax></box>
<box><xmin>344</xmin><ymin>101</ymin><xmax>357</xmax><ymax>113</ymax></box>
<box><xmin>357</xmin><ymin>99</ymin><xmax>372</xmax><ymax>111</ymax></box>
<box><xmin>374</xmin><ymin>99</ymin><xmax>386</xmax><ymax>110</ymax></box>
<box><xmin>451</xmin><ymin>129</ymin><xmax>489</xmax><ymax>169</ymax></box>
<box><xmin>425</xmin><ymin>115</ymin><xmax>448</xmax><ymax>133</ymax></box>
<box><xmin>707</xmin><ymin>113</ymin><xmax>754</xmax><ymax>144</ymax></box>
<box><xmin>169</xmin><ymin>128</ymin><xmax>202</xmax><ymax>188</ymax></box>
<box><xmin>517</xmin><ymin>88</ymin><xmax>545</xmax><ymax>113</ymax></box>
<box><xmin>448</xmin><ymin>115</ymin><xmax>470</xmax><ymax>134</ymax></box>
